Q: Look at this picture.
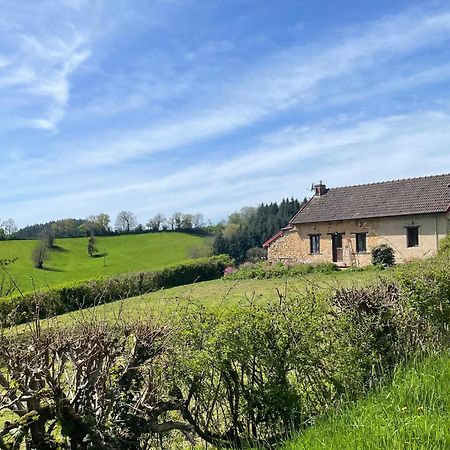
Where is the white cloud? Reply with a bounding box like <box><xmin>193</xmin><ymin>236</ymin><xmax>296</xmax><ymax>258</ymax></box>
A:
<box><xmin>58</xmin><ymin>8</ymin><xmax>450</xmax><ymax>167</ymax></box>
<box><xmin>4</xmin><ymin>110</ymin><xmax>450</xmax><ymax>226</ymax></box>
<box><xmin>0</xmin><ymin>7</ymin><xmax>92</xmax><ymax>130</ymax></box>
<box><xmin>3</xmin><ymin>5</ymin><xmax>450</xmax><ymax>226</ymax></box>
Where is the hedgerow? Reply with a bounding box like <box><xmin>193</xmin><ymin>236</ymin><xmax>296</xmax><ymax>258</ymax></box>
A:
<box><xmin>0</xmin><ymin>245</ymin><xmax>449</xmax><ymax>448</ymax></box>
<box><xmin>225</xmin><ymin>261</ymin><xmax>339</xmax><ymax>280</ymax></box>
<box><xmin>0</xmin><ymin>254</ymin><xmax>233</xmax><ymax>326</ymax></box>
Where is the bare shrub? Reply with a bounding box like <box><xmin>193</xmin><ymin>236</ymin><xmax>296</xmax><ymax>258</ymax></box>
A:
<box><xmin>0</xmin><ymin>315</ymin><xmax>194</xmax><ymax>449</ymax></box>
<box><xmin>32</xmin><ymin>242</ymin><xmax>49</xmax><ymax>269</ymax></box>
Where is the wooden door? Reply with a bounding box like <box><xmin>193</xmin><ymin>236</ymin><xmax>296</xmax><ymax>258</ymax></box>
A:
<box><xmin>332</xmin><ymin>233</ymin><xmax>343</xmax><ymax>262</ymax></box>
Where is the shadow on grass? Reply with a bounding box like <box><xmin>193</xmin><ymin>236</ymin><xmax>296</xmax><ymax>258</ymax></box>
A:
<box><xmin>50</xmin><ymin>245</ymin><xmax>69</xmax><ymax>253</ymax></box>
<box><xmin>92</xmin><ymin>252</ymin><xmax>108</xmax><ymax>258</ymax></box>
<box><xmin>41</xmin><ymin>267</ymin><xmax>65</xmax><ymax>272</ymax></box>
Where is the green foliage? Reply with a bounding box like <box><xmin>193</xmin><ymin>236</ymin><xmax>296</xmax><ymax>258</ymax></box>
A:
<box><xmin>395</xmin><ymin>253</ymin><xmax>450</xmax><ymax>338</ymax></box>
<box><xmin>437</xmin><ymin>232</ymin><xmax>450</xmax><ymax>255</ymax></box>
<box><xmin>212</xmin><ymin>198</ymin><xmax>306</xmax><ymax>263</ymax></box>
<box><xmin>1</xmin><ymin>251</ymin><xmax>449</xmax><ymax>448</ymax></box>
<box><xmin>87</xmin><ymin>235</ymin><xmax>97</xmax><ymax>257</ymax></box>
<box><xmin>226</xmin><ymin>261</ymin><xmax>339</xmax><ymax>280</ymax></box>
<box><xmin>168</xmin><ymin>254</ymin><xmax>448</xmax><ymax>447</ymax></box>
<box><xmin>0</xmin><ymin>255</ymin><xmax>232</xmax><ymax>326</ymax></box>
<box><xmin>281</xmin><ymin>352</ymin><xmax>450</xmax><ymax>450</ymax></box>
<box><xmin>371</xmin><ymin>244</ymin><xmax>395</xmax><ymax>267</ymax></box>
<box><xmin>14</xmin><ymin>218</ymin><xmax>87</xmax><ymax>239</ymax></box>
<box><xmin>331</xmin><ymin>282</ymin><xmax>421</xmax><ymax>381</ymax></box>
<box><xmin>32</xmin><ymin>242</ymin><xmax>49</xmax><ymax>269</ymax></box>
<box><xmin>171</xmin><ymin>293</ymin><xmax>364</xmax><ymax>447</ymax></box>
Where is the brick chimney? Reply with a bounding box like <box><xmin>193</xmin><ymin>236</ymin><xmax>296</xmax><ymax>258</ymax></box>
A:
<box><xmin>314</xmin><ymin>181</ymin><xmax>327</xmax><ymax>196</ymax></box>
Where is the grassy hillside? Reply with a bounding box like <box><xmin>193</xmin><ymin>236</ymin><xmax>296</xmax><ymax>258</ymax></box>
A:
<box><xmin>280</xmin><ymin>352</ymin><xmax>450</xmax><ymax>450</ymax></box>
<box><xmin>0</xmin><ymin>232</ymin><xmax>209</xmax><ymax>293</ymax></box>
<box><xmin>33</xmin><ymin>268</ymin><xmax>384</xmax><ymax>328</ymax></box>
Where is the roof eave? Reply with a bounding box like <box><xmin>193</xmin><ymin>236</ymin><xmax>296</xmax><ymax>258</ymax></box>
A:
<box><xmin>291</xmin><ymin>209</ymin><xmax>449</xmax><ymax>225</ymax></box>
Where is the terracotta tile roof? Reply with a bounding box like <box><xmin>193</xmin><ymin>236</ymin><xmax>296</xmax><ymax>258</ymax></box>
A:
<box><xmin>290</xmin><ymin>173</ymin><xmax>450</xmax><ymax>224</ymax></box>
<box><xmin>262</xmin><ymin>226</ymin><xmax>293</xmax><ymax>248</ymax></box>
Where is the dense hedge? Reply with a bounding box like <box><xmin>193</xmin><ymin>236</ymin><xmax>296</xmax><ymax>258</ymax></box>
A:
<box><xmin>0</xmin><ymin>255</ymin><xmax>233</xmax><ymax>326</ymax></box>
<box><xmin>225</xmin><ymin>261</ymin><xmax>340</xmax><ymax>280</ymax></box>
<box><xmin>167</xmin><ymin>250</ymin><xmax>450</xmax><ymax>448</ymax></box>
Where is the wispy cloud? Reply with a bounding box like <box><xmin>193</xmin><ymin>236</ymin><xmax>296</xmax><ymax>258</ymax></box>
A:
<box><xmin>2</xmin><ymin>3</ymin><xmax>450</xmax><ymax>226</ymax></box>
<box><xmin>4</xmin><ymin>109</ymin><xmax>450</xmax><ymax>225</ymax></box>
<box><xmin>61</xmin><ymin>8</ymin><xmax>450</xmax><ymax>167</ymax></box>
<box><xmin>0</xmin><ymin>5</ymin><xmax>92</xmax><ymax>130</ymax></box>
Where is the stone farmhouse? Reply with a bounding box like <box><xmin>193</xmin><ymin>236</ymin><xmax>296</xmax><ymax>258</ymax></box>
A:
<box><xmin>263</xmin><ymin>174</ymin><xmax>450</xmax><ymax>267</ymax></box>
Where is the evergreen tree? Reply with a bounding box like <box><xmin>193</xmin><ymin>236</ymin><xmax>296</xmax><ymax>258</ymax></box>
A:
<box><xmin>212</xmin><ymin>197</ymin><xmax>306</xmax><ymax>264</ymax></box>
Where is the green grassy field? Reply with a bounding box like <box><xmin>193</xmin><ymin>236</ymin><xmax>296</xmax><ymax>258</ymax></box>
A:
<box><xmin>30</xmin><ymin>268</ymin><xmax>385</xmax><ymax>328</ymax></box>
<box><xmin>280</xmin><ymin>351</ymin><xmax>450</xmax><ymax>450</ymax></box>
<box><xmin>0</xmin><ymin>232</ymin><xmax>209</xmax><ymax>293</ymax></box>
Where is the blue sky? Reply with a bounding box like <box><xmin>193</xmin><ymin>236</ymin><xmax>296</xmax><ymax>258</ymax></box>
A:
<box><xmin>2</xmin><ymin>0</ymin><xmax>450</xmax><ymax>227</ymax></box>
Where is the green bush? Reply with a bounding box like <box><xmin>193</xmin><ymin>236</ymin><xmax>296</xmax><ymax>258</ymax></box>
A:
<box><xmin>167</xmin><ymin>252</ymin><xmax>450</xmax><ymax>448</ymax></box>
<box><xmin>395</xmin><ymin>253</ymin><xmax>450</xmax><ymax>339</ymax></box>
<box><xmin>226</xmin><ymin>261</ymin><xmax>339</xmax><ymax>280</ymax></box>
<box><xmin>171</xmin><ymin>292</ymin><xmax>364</xmax><ymax>447</ymax></box>
<box><xmin>438</xmin><ymin>232</ymin><xmax>450</xmax><ymax>255</ymax></box>
<box><xmin>371</xmin><ymin>244</ymin><xmax>395</xmax><ymax>267</ymax></box>
<box><xmin>0</xmin><ymin>255</ymin><xmax>233</xmax><ymax>326</ymax></box>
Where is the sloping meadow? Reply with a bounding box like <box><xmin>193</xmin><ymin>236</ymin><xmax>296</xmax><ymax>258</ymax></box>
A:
<box><xmin>0</xmin><ymin>248</ymin><xmax>448</xmax><ymax>448</ymax></box>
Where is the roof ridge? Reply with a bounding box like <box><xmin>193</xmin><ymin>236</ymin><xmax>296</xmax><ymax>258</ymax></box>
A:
<box><xmin>329</xmin><ymin>172</ymin><xmax>450</xmax><ymax>191</ymax></box>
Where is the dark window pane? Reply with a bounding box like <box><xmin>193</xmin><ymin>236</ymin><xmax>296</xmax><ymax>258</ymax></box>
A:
<box><xmin>310</xmin><ymin>235</ymin><xmax>320</xmax><ymax>254</ymax></box>
<box><xmin>407</xmin><ymin>227</ymin><xmax>419</xmax><ymax>247</ymax></box>
<box><xmin>356</xmin><ymin>233</ymin><xmax>367</xmax><ymax>253</ymax></box>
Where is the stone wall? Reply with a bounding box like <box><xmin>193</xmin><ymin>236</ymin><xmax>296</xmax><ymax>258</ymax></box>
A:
<box><xmin>267</xmin><ymin>213</ymin><xmax>449</xmax><ymax>266</ymax></box>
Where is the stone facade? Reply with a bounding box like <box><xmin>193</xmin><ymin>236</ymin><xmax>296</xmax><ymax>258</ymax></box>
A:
<box><xmin>267</xmin><ymin>213</ymin><xmax>450</xmax><ymax>267</ymax></box>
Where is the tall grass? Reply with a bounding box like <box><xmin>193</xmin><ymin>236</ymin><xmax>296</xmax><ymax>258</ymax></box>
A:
<box><xmin>281</xmin><ymin>352</ymin><xmax>450</xmax><ymax>450</ymax></box>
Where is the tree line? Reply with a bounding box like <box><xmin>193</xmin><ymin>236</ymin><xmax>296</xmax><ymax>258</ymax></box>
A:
<box><xmin>212</xmin><ymin>197</ymin><xmax>306</xmax><ymax>263</ymax></box>
<box><xmin>6</xmin><ymin>211</ymin><xmax>207</xmax><ymax>241</ymax></box>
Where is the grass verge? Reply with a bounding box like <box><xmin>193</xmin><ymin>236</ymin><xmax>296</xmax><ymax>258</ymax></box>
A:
<box><xmin>280</xmin><ymin>351</ymin><xmax>450</xmax><ymax>450</ymax></box>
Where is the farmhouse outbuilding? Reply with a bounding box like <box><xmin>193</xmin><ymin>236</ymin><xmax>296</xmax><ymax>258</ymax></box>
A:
<box><xmin>264</xmin><ymin>174</ymin><xmax>450</xmax><ymax>266</ymax></box>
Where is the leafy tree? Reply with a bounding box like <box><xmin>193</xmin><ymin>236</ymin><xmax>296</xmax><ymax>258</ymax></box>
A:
<box><xmin>15</xmin><ymin>219</ymin><xmax>85</xmax><ymax>239</ymax></box>
<box><xmin>2</xmin><ymin>218</ymin><xmax>17</xmax><ymax>236</ymax></box>
<box><xmin>170</xmin><ymin>212</ymin><xmax>183</xmax><ymax>230</ymax></box>
<box><xmin>181</xmin><ymin>213</ymin><xmax>193</xmax><ymax>230</ymax></box>
<box><xmin>81</xmin><ymin>213</ymin><xmax>111</xmax><ymax>236</ymax></box>
<box><xmin>212</xmin><ymin>197</ymin><xmax>305</xmax><ymax>263</ymax></box>
<box><xmin>191</xmin><ymin>213</ymin><xmax>204</xmax><ymax>229</ymax></box>
<box><xmin>115</xmin><ymin>211</ymin><xmax>138</xmax><ymax>233</ymax></box>
<box><xmin>146</xmin><ymin>213</ymin><xmax>167</xmax><ymax>231</ymax></box>
<box><xmin>88</xmin><ymin>235</ymin><xmax>98</xmax><ymax>257</ymax></box>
